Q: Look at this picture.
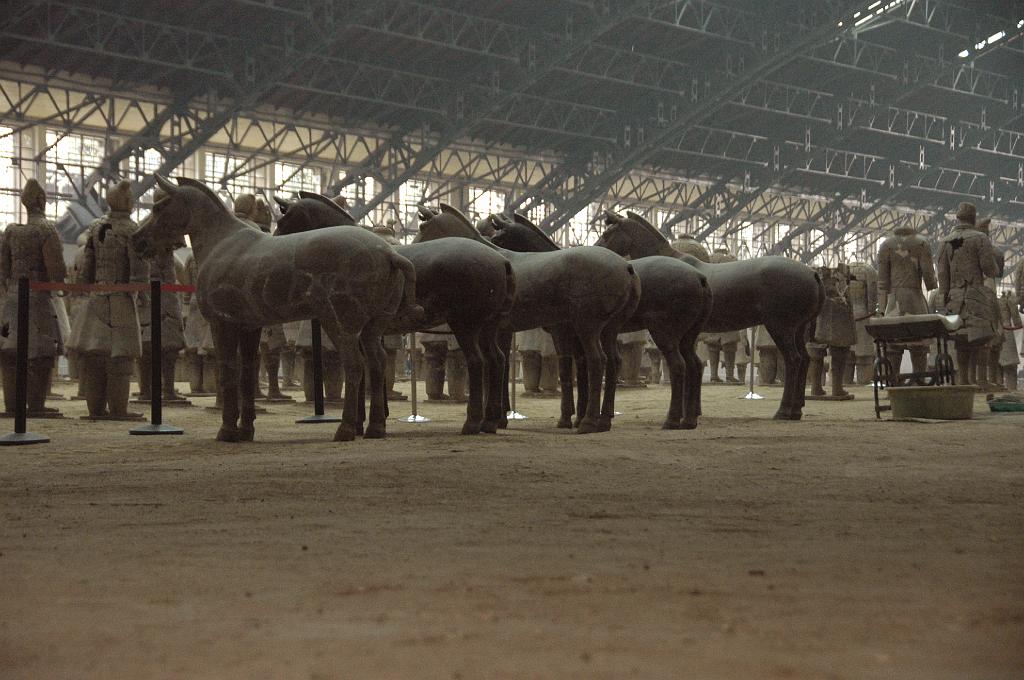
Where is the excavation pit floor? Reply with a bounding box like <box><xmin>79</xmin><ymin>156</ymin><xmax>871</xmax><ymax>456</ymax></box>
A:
<box><xmin>1</xmin><ymin>382</ymin><xmax>1021</xmax><ymax>679</ymax></box>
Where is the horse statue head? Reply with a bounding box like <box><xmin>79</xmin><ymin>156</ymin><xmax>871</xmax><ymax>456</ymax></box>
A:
<box><xmin>489</xmin><ymin>212</ymin><xmax>561</xmax><ymax>253</ymax></box>
<box><xmin>274</xmin><ymin>191</ymin><xmax>357</xmax><ymax>235</ymax></box>
<box><xmin>414</xmin><ymin>203</ymin><xmax>486</xmax><ymax>244</ymax></box>
<box><xmin>133</xmin><ymin>175</ymin><xmax>233</xmax><ymax>259</ymax></box>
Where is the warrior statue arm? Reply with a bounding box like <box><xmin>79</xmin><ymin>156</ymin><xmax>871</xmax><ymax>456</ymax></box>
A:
<box><xmin>918</xmin><ymin>244</ymin><xmax>938</xmax><ymax>291</ymax></box>
<box><xmin>935</xmin><ymin>244</ymin><xmax>951</xmax><ymax>303</ymax></box>
<box><xmin>42</xmin><ymin>225</ymin><xmax>67</xmax><ymax>283</ymax></box>
<box><xmin>979</xmin><ymin>238</ymin><xmax>1001</xmax><ymax>279</ymax></box>
<box><xmin>0</xmin><ymin>229</ymin><xmax>11</xmax><ymax>287</ymax></box>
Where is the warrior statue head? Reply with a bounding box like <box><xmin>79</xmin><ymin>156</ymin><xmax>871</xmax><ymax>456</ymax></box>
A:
<box><xmin>956</xmin><ymin>201</ymin><xmax>976</xmax><ymax>227</ymax></box>
<box><xmin>372</xmin><ymin>219</ymin><xmax>400</xmax><ymax>246</ymax></box>
<box><xmin>233</xmin><ymin>193</ymin><xmax>256</xmax><ymax>219</ymax></box>
<box><xmin>106</xmin><ymin>179</ymin><xmax>134</xmax><ymax>214</ymax></box>
<box><xmin>252</xmin><ymin>197</ymin><xmax>273</xmax><ymax>231</ymax></box>
<box><xmin>976</xmin><ymin>217</ymin><xmax>991</xmax><ymax>234</ymax></box>
<box><xmin>20</xmin><ymin>178</ymin><xmax>46</xmax><ymax>215</ymax></box>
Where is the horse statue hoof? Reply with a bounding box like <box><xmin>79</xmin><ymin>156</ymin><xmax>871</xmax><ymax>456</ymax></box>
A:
<box><xmin>239</xmin><ymin>427</ymin><xmax>255</xmax><ymax>442</ymax></box>
<box><xmin>662</xmin><ymin>420</ymin><xmax>683</xmax><ymax>430</ymax></box>
<box><xmin>556</xmin><ymin>417</ymin><xmax>573</xmax><ymax>429</ymax></box>
<box><xmin>216</xmin><ymin>426</ymin><xmax>241</xmax><ymax>442</ymax></box>
<box><xmin>596</xmin><ymin>417</ymin><xmax>612</xmax><ymax>432</ymax></box>
<box><xmin>364</xmin><ymin>424</ymin><xmax>386</xmax><ymax>439</ymax></box>
<box><xmin>461</xmin><ymin>421</ymin><xmax>482</xmax><ymax>435</ymax></box>
<box><xmin>773</xmin><ymin>409</ymin><xmax>801</xmax><ymax>421</ymax></box>
<box><xmin>497</xmin><ymin>418</ymin><xmax>509</xmax><ymax>429</ymax></box>
<box><xmin>679</xmin><ymin>419</ymin><xmax>698</xmax><ymax>430</ymax></box>
<box><xmin>576</xmin><ymin>417</ymin><xmax>602</xmax><ymax>434</ymax></box>
<box><xmin>572</xmin><ymin>417</ymin><xmax>582</xmax><ymax>429</ymax></box>
<box><xmin>479</xmin><ymin>420</ymin><xmax>499</xmax><ymax>434</ymax></box>
<box><xmin>334</xmin><ymin>424</ymin><xmax>357</xmax><ymax>442</ymax></box>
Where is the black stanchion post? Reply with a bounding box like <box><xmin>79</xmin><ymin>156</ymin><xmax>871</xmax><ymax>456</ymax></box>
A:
<box><xmin>0</xmin><ymin>276</ymin><xmax>48</xmax><ymax>445</ymax></box>
<box><xmin>297</xmin><ymin>318</ymin><xmax>340</xmax><ymax>424</ymax></box>
<box><xmin>131</xmin><ymin>279</ymin><xmax>183</xmax><ymax>435</ymax></box>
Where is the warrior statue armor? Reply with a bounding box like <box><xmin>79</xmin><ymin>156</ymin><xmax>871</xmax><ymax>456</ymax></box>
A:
<box><xmin>701</xmin><ymin>247</ymin><xmax>741</xmax><ymax>383</ymax></box>
<box><xmin>71</xmin><ymin>180</ymin><xmax>146</xmax><ymax>419</ymax></box>
<box><xmin>806</xmin><ymin>264</ymin><xmax>856</xmax><ymax>400</ymax></box>
<box><xmin>0</xmin><ymin>179</ymin><xmax>67</xmax><ymax>415</ymax></box>
<box><xmin>937</xmin><ymin>202</ymin><xmax>1001</xmax><ymax>388</ymax></box>
<box><xmin>877</xmin><ymin>221</ymin><xmax>937</xmax><ymax>375</ymax></box>
<box><xmin>845</xmin><ymin>262</ymin><xmax>879</xmax><ymax>385</ymax></box>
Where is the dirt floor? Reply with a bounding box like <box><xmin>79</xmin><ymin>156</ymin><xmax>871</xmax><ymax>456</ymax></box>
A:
<box><xmin>0</xmin><ymin>378</ymin><xmax>1022</xmax><ymax>680</ymax></box>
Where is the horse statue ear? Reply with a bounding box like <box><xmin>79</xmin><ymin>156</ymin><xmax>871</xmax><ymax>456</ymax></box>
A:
<box><xmin>175</xmin><ymin>176</ymin><xmax>230</xmax><ymax>213</ymax></box>
<box><xmin>511</xmin><ymin>211</ymin><xmax>533</xmax><ymax>227</ymax></box>
<box><xmin>298</xmin><ymin>191</ymin><xmax>354</xmax><ymax>223</ymax></box>
<box><xmin>418</xmin><ymin>205</ymin><xmax>440</xmax><ymax>222</ymax></box>
<box><xmin>604</xmin><ymin>209</ymin><xmax>623</xmax><ymax>225</ymax></box>
<box><xmin>273</xmin><ymin>196</ymin><xmax>292</xmax><ymax>213</ymax></box>
<box><xmin>155</xmin><ymin>174</ymin><xmax>177</xmax><ymax>196</ymax></box>
<box><xmin>491</xmin><ymin>214</ymin><xmax>514</xmax><ymax>230</ymax></box>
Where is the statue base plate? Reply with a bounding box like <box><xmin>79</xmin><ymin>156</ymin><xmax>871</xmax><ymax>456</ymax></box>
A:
<box><xmin>257</xmin><ymin>396</ymin><xmax>296</xmax><ymax>403</ymax></box>
<box><xmin>131</xmin><ymin>398</ymin><xmax>194</xmax><ymax>407</ymax></box>
<box><xmin>0</xmin><ymin>431</ymin><xmax>50</xmax><ymax>445</ymax></box>
<box><xmin>805</xmin><ymin>393</ymin><xmax>855</xmax><ymax>401</ymax></box>
<box><xmin>129</xmin><ymin>423</ymin><xmax>185</xmax><ymax>435</ymax></box>
<box><xmin>296</xmin><ymin>413</ymin><xmax>343</xmax><ymax>424</ymax></box>
<box><xmin>704</xmin><ymin>380</ymin><xmax>745</xmax><ymax>386</ymax></box>
<box><xmin>80</xmin><ymin>413</ymin><xmax>146</xmax><ymax>421</ymax></box>
<box><xmin>204</xmin><ymin>405</ymin><xmax>268</xmax><ymax>414</ymax></box>
<box><xmin>2</xmin><ymin>410</ymin><xmax>65</xmax><ymax>419</ymax></box>
<box><xmin>187</xmin><ymin>391</ymin><xmax>217</xmax><ymax>397</ymax></box>
<box><xmin>519</xmin><ymin>390</ymin><xmax>560</xmax><ymax>399</ymax></box>
<box><xmin>387</xmin><ymin>393</ymin><xmax>408</xmax><ymax>402</ymax></box>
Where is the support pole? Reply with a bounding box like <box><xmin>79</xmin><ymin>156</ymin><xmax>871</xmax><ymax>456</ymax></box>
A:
<box><xmin>297</xmin><ymin>318</ymin><xmax>341</xmax><ymax>424</ymax></box>
<box><xmin>400</xmin><ymin>331</ymin><xmax>429</xmax><ymax>423</ymax></box>
<box><xmin>740</xmin><ymin>326</ymin><xmax>764</xmax><ymax>400</ymax></box>
<box><xmin>507</xmin><ymin>332</ymin><xmax>526</xmax><ymax>420</ymax></box>
<box><xmin>0</xmin><ymin>277</ymin><xmax>49</xmax><ymax>445</ymax></box>
<box><xmin>132</xmin><ymin>279</ymin><xmax>183</xmax><ymax>435</ymax></box>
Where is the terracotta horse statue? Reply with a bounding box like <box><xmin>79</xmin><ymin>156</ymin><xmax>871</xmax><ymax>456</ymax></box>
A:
<box><xmin>273</xmin><ymin>192</ymin><xmax>517</xmax><ymax>435</ymax></box>
<box><xmin>416</xmin><ymin>204</ymin><xmax>640</xmax><ymax>433</ymax></box>
<box><xmin>131</xmin><ymin>176</ymin><xmax>424</xmax><ymax>442</ymax></box>
<box><xmin>489</xmin><ymin>213</ymin><xmax>713</xmax><ymax>429</ymax></box>
<box><xmin>596</xmin><ymin>211</ymin><xmax>824</xmax><ymax>420</ymax></box>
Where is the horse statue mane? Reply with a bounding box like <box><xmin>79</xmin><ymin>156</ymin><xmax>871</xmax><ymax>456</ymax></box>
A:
<box><xmin>174</xmin><ymin>176</ymin><xmax>232</xmax><ymax>216</ymax></box>
<box><xmin>625</xmin><ymin>210</ymin><xmax>671</xmax><ymax>246</ymax></box>
<box><xmin>299</xmin><ymin>190</ymin><xmax>356</xmax><ymax>224</ymax></box>
<box><xmin>418</xmin><ymin>205</ymin><xmax>440</xmax><ymax>222</ymax></box>
<box><xmin>498</xmin><ymin>212</ymin><xmax>561</xmax><ymax>250</ymax></box>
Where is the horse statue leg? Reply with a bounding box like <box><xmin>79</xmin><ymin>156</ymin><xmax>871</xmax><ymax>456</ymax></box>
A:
<box><xmin>497</xmin><ymin>329</ymin><xmax>513</xmax><ymax>429</ymax></box>
<box><xmin>549</xmin><ymin>329</ymin><xmax>576</xmax><ymax>429</ymax></box>
<box><xmin>597</xmin><ymin>324</ymin><xmax>623</xmax><ymax>432</ymax></box>
<box><xmin>575</xmin><ymin>325</ymin><xmax>607</xmax><ymax>435</ymax></box>
<box><xmin>452</xmin><ymin>326</ymin><xmax>485</xmax><ymax>435</ymax></box>
<box><xmin>680</xmin><ymin>330</ymin><xmax>703</xmax><ymax>430</ymax></box>
<box><xmin>237</xmin><ymin>327</ymin><xmax>262</xmax><ymax>441</ymax></box>
<box><xmin>649</xmin><ymin>327</ymin><xmax>686</xmax><ymax>429</ymax></box>
<box><xmin>478</xmin><ymin>322</ymin><xmax>504</xmax><ymax>434</ymax></box>
<box><xmin>573</xmin><ymin>336</ymin><xmax>588</xmax><ymax>429</ymax></box>
<box><xmin>360</xmin><ymin>327</ymin><xmax>389</xmax><ymax>439</ymax></box>
<box><xmin>320</xmin><ymin>319</ymin><xmax>365</xmax><ymax>442</ymax></box>
<box><xmin>210</xmin><ymin>321</ymin><xmax>242</xmax><ymax>442</ymax></box>
<box><xmin>768</xmin><ymin>323</ymin><xmax>805</xmax><ymax>420</ymax></box>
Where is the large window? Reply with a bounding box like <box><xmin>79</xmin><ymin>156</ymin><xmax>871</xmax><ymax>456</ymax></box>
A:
<box><xmin>0</xmin><ymin>127</ymin><xmax>20</xmax><ymax>227</ymax></box>
<box><xmin>466</xmin><ymin>186</ymin><xmax>504</xmax><ymax>222</ymax></box>
<box><xmin>129</xmin><ymin>147</ymin><xmax>164</xmax><ymax>221</ymax></box>
<box><xmin>336</xmin><ymin>171</ymin><xmax>377</xmax><ymax>222</ymax></box>
<box><xmin>205</xmin><ymin>152</ymin><xmax>255</xmax><ymax>198</ymax></box>
<box><xmin>395</xmin><ymin>179</ymin><xmax>428</xmax><ymax>242</ymax></box>
<box><xmin>44</xmin><ymin>129</ymin><xmax>105</xmax><ymax>221</ymax></box>
<box><xmin>275</xmin><ymin>162</ymin><xmax>321</xmax><ymax>195</ymax></box>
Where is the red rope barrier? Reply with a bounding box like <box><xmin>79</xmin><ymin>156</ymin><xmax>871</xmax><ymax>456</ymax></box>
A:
<box><xmin>28</xmin><ymin>281</ymin><xmax>196</xmax><ymax>293</ymax></box>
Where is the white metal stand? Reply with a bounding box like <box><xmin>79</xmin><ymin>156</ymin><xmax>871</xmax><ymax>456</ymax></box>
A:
<box><xmin>399</xmin><ymin>332</ymin><xmax>431</xmax><ymax>423</ymax></box>
<box><xmin>740</xmin><ymin>326</ymin><xmax>764</xmax><ymax>400</ymax></box>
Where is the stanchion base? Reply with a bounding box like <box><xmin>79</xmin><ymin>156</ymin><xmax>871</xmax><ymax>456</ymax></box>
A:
<box><xmin>129</xmin><ymin>423</ymin><xmax>184</xmax><ymax>435</ymax></box>
<box><xmin>205</xmin><ymin>405</ymin><xmax>268</xmax><ymax>414</ymax></box>
<box><xmin>506</xmin><ymin>410</ymin><xmax>527</xmax><ymax>420</ymax></box>
<box><xmin>399</xmin><ymin>414</ymin><xmax>430</xmax><ymax>423</ymax></box>
<box><xmin>1</xmin><ymin>410</ymin><xmax>65</xmax><ymax>419</ymax></box>
<box><xmin>296</xmin><ymin>413</ymin><xmax>343</xmax><ymax>424</ymax></box>
<box><xmin>740</xmin><ymin>392</ymin><xmax>766</xmax><ymax>400</ymax></box>
<box><xmin>80</xmin><ymin>413</ymin><xmax>146</xmax><ymax>421</ymax></box>
<box><xmin>132</xmin><ymin>397</ymin><xmax>194</xmax><ymax>407</ymax></box>
<box><xmin>305</xmin><ymin>398</ymin><xmax>344</xmax><ymax>407</ymax></box>
<box><xmin>0</xmin><ymin>431</ymin><xmax>49</xmax><ymax>445</ymax></box>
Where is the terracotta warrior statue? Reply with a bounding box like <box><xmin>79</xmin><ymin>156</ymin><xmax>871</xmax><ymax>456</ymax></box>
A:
<box><xmin>617</xmin><ymin>329</ymin><xmax>648</xmax><ymax>387</ymax></box>
<box><xmin>180</xmin><ymin>249</ymin><xmax>217</xmax><ymax>395</ymax></box>
<box><xmin>0</xmin><ymin>179</ymin><xmax>67</xmax><ymax>415</ymax></box>
<box><xmin>671</xmin><ymin>235</ymin><xmax>710</xmax><ymax>262</ymax></box>
<box><xmin>806</xmin><ymin>264</ymin><xmax>855</xmax><ymax>400</ymax></box>
<box><xmin>877</xmin><ymin>220</ymin><xmax>937</xmax><ymax>375</ymax></box>
<box><xmin>72</xmin><ymin>180</ymin><xmax>146</xmax><ymax>419</ymax></box>
<box><xmin>996</xmin><ymin>290</ymin><xmax>1021</xmax><ymax>390</ymax></box>
<box><xmin>975</xmin><ymin>218</ymin><xmax>1008</xmax><ymax>389</ymax></box>
<box><xmin>937</xmin><ymin>202</ymin><xmax>1001</xmax><ymax>387</ymax></box>
<box><xmin>65</xmin><ymin>231</ymin><xmax>90</xmax><ymax>399</ymax></box>
<box><xmin>845</xmin><ymin>262</ymin><xmax>878</xmax><ymax>384</ymax></box>
<box><xmin>516</xmin><ymin>328</ymin><xmax>559</xmax><ymax>397</ymax></box>
<box><xmin>701</xmin><ymin>246</ymin><xmax>741</xmax><ymax>383</ymax></box>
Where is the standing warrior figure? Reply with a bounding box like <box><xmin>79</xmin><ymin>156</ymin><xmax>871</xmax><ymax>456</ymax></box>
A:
<box><xmin>701</xmin><ymin>247</ymin><xmax>741</xmax><ymax>383</ymax></box>
<box><xmin>71</xmin><ymin>180</ymin><xmax>146</xmax><ymax>419</ymax></box>
<box><xmin>877</xmin><ymin>220</ymin><xmax>937</xmax><ymax>375</ymax></box>
<box><xmin>845</xmin><ymin>262</ymin><xmax>878</xmax><ymax>385</ymax></box>
<box><xmin>937</xmin><ymin>202</ymin><xmax>1001</xmax><ymax>387</ymax></box>
<box><xmin>996</xmin><ymin>291</ymin><xmax>1022</xmax><ymax>391</ymax></box>
<box><xmin>975</xmin><ymin>218</ymin><xmax>1007</xmax><ymax>388</ymax></box>
<box><xmin>137</xmin><ymin>186</ymin><xmax>187</xmax><ymax>402</ymax></box>
<box><xmin>0</xmin><ymin>179</ymin><xmax>67</xmax><ymax>415</ymax></box>
<box><xmin>806</xmin><ymin>264</ymin><xmax>856</xmax><ymax>400</ymax></box>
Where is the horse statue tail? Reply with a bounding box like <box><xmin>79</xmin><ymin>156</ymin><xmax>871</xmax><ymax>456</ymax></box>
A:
<box><xmin>624</xmin><ymin>263</ymin><xmax>642</xmax><ymax>318</ymax></box>
<box><xmin>390</xmin><ymin>252</ymin><xmax>426</xmax><ymax>325</ymax></box>
<box><xmin>499</xmin><ymin>260</ymin><xmax>516</xmax><ymax>317</ymax></box>
<box><xmin>697</xmin><ymin>273</ymin><xmax>714</xmax><ymax>330</ymax></box>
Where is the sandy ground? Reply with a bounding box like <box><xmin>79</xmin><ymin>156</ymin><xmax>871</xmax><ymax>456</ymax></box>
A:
<box><xmin>0</xmin><ymin>379</ymin><xmax>1022</xmax><ymax>680</ymax></box>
